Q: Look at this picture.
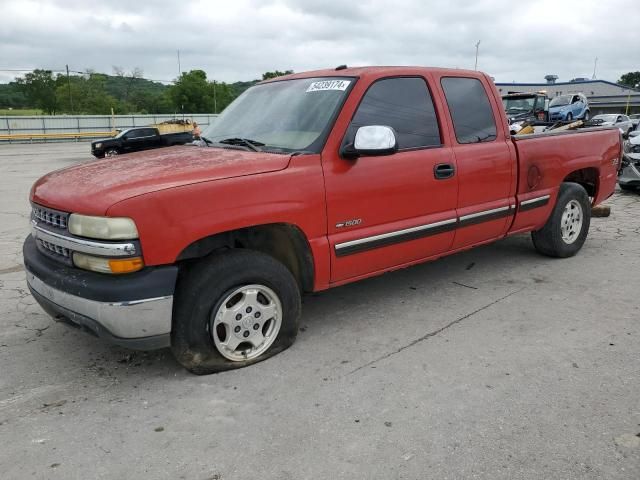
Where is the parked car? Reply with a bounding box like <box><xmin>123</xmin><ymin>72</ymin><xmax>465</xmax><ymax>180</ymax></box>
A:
<box><xmin>502</xmin><ymin>92</ymin><xmax>549</xmax><ymax>125</ymax></box>
<box><xmin>629</xmin><ymin>114</ymin><xmax>640</xmax><ymax>129</ymax></box>
<box><xmin>548</xmin><ymin>93</ymin><xmax>590</xmax><ymax>121</ymax></box>
<box><xmin>91</xmin><ymin>127</ymin><xmax>193</xmax><ymax>158</ymax></box>
<box><xmin>619</xmin><ymin>134</ymin><xmax>640</xmax><ymax>192</ymax></box>
<box><xmin>591</xmin><ymin>114</ymin><xmax>634</xmax><ymax>137</ymax></box>
<box><xmin>25</xmin><ymin>66</ymin><xmax>621</xmax><ymax>374</ymax></box>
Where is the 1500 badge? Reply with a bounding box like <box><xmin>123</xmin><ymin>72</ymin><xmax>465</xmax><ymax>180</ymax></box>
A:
<box><xmin>335</xmin><ymin>219</ymin><xmax>362</xmax><ymax>228</ymax></box>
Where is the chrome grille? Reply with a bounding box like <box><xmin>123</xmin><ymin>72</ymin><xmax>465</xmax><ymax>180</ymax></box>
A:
<box><xmin>32</xmin><ymin>205</ymin><xmax>69</xmax><ymax>229</ymax></box>
<box><xmin>37</xmin><ymin>238</ymin><xmax>71</xmax><ymax>258</ymax></box>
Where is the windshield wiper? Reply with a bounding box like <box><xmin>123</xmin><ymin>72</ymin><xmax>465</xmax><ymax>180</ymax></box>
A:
<box><xmin>218</xmin><ymin>137</ymin><xmax>265</xmax><ymax>152</ymax></box>
<box><xmin>200</xmin><ymin>136</ymin><xmax>214</xmax><ymax>147</ymax></box>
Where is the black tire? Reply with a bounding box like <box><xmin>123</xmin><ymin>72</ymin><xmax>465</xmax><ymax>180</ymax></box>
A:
<box><xmin>619</xmin><ymin>184</ymin><xmax>636</xmax><ymax>192</ymax></box>
<box><xmin>566</xmin><ymin>113</ymin><xmax>573</xmax><ymax>122</ymax></box>
<box><xmin>171</xmin><ymin>250</ymin><xmax>301</xmax><ymax>374</ymax></box>
<box><xmin>105</xmin><ymin>148</ymin><xmax>119</xmax><ymax>157</ymax></box>
<box><xmin>583</xmin><ymin>110</ymin><xmax>590</xmax><ymax>121</ymax></box>
<box><xmin>531</xmin><ymin>183</ymin><xmax>591</xmax><ymax>258</ymax></box>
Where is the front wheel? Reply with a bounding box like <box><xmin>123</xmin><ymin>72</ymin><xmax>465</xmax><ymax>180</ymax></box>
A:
<box><xmin>105</xmin><ymin>148</ymin><xmax>119</xmax><ymax>157</ymax></box>
<box><xmin>531</xmin><ymin>183</ymin><xmax>591</xmax><ymax>258</ymax></box>
<box><xmin>566</xmin><ymin>113</ymin><xmax>573</xmax><ymax>122</ymax></box>
<box><xmin>171</xmin><ymin>250</ymin><xmax>301</xmax><ymax>374</ymax></box>
<box><xmin>619</xmin><ymin>184</ymin><xmax>636</xmax><ymax>192</ymax></box>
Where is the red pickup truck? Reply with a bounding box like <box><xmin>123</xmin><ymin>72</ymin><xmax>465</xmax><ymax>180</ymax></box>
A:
<box><xmin>24</xmin><ymin>66</ymin><xmax>621</xmax><ymax>374</ymax></box>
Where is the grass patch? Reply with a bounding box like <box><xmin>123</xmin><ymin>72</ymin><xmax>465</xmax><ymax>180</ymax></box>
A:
<box><xmin>0</xmin><ymin>108</ymin><xmax>44</xmax><ymax>116</ymax></box>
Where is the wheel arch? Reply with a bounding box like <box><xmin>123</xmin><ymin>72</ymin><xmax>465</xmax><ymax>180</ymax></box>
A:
<box><xmin>563</xmin><ymin>168</ymin><xmax>599</xmax><ymax>200</ymax></box>
<box><xmin>176</xmin><ymin>223</ymin><xmax>315</xmax><ymax>293</ymax></box>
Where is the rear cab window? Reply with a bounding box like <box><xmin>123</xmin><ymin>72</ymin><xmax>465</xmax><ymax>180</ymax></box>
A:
<box><xmin>441</xmin><ymin>77</ymin><xmax>497</xmax><ymax>144</ymax></box>
<box><xmin>345</xmin><ymin>77</ymin><xmax>441</xmax><ymax>150</ymax></box>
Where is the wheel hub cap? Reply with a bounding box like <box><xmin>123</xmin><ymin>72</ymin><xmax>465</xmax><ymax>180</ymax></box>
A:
<box><xmin>211</xmin><ymin>284</ymin><xmax>282</xmax><ymax>362</ymax></box>
<box><xmin>560</xmin><ymin>199</ymin><xmax>583</xmax><ymax>244</ymax></box>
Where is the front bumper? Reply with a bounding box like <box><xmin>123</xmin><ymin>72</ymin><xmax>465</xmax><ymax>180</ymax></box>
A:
<box><xmin>23</xmin><ymin>235</ymin><xmax>178</xmax><ymax>350</ymax></box>
<box><xmin>619</xmin><ymin>155</ymin><xmax>640</xmax><ymax>187</ymax></box>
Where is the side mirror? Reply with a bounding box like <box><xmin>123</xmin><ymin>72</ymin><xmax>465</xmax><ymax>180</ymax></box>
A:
<box><xmin>343</xmin><ymin>125</ymin><xmax>398</xmax><ymax>158</ymax></box>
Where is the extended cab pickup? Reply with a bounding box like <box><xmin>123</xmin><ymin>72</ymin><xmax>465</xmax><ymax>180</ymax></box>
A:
<box><xmin>91</xmin><ymin>127</ymin><xmax>193</xmax><ymax>158</ymax></box>
<box><xmin>24</xmin><ymin>67</ymin><xmax>622</xmax><ymax>374</ymax></box>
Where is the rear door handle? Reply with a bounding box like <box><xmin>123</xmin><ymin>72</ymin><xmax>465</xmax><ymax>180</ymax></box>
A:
<box><xmin>434</xmin><ymin>163</ymin><xmax>455</xmax><ymax>180</ymax></box>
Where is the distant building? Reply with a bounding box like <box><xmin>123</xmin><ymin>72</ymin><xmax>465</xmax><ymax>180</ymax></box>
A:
<box><xmin>495</xmin><ymin>78</ymin><xmax>640</xmax><ymax>115</ymax></box>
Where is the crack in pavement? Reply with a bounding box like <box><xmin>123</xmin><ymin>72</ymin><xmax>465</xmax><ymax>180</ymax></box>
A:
<box><xmin>349</xmin><ymin>286</ymin><xmax>527</xmax><ymax>375</ymax></box>
<box><xmin>0</xmin><ymin>265</ymin><xmax>24</xmax><ymax>275</ymax></box>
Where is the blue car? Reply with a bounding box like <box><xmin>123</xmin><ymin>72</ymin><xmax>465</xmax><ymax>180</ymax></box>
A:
<box><xmin>548</xmin><ymin>93</ymin><xmax>590</xmax><ymax>122</ymax></box>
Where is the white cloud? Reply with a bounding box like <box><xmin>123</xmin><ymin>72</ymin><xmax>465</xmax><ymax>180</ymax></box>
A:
<box><xmin>0</xmin><ymin>0</ymin><xmax>636</xmax><ymax>84</ymax></box>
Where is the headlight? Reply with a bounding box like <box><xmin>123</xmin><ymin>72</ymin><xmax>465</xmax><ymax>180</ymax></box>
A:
<box><xmin>73</xmin><ymin>252</ymin><xmax>144</xmax><ymax>274</ymax></box>
<box><xmin>68</xmin><ymin>214</ymin><xmax>138</xmax><ymax>240</ymax></box>
<box><xmin>94</xmin><ymin>143</ymin><xmax>102</xmax><ymax>149</ymax></box>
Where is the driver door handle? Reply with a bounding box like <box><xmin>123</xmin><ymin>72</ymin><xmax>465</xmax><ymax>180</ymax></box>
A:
<box><xmin>434</xmin><ymin>163</ymin><xmax>455</xmax><ymax>180</ymax></box>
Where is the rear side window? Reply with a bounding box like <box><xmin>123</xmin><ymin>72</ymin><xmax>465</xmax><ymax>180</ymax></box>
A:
<box><xmin>348</xmin><ymin>77</ymin><xmax>441</xmax><ymax>149</ymax></box>
<box><xmin>441</xmin><ymin>77</ymin><xmax>497</xmax><ymax>144</ymax></box>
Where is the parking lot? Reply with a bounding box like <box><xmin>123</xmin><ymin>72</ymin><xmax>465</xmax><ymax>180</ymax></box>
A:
<box><xmin>0</xmin><ymin>142</ymin><xmax>639</xmax><ymax>479</ymax></box>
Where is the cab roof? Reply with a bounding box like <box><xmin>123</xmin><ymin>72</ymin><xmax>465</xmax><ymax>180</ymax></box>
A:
<box><xmin>260</xmin><ymin>66</ymin><xmax>488</xmax><ymax>84</ymax></box>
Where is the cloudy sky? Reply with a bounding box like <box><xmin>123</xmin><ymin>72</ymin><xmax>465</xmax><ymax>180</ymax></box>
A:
<box><xmin>0</xmin><ymin>0</ymin><xmax>637</xmax><ymax>85</ymax></box>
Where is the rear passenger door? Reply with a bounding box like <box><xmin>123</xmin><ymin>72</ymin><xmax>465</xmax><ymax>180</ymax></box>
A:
<box><xmin>438</xmin><ymin>76</ymin><xmax>516</xmax><ymax>250</ymax></box>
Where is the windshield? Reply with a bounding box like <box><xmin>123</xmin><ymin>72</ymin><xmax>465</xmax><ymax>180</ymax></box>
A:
<box><xmin>200</xmin><ymin>77</ymin><xmax>353</xmax><ymax>152</ymax></box>
<box><xmin>549</xmin><ymin>95</ymin><xmax>571</xmax><ymax>107</ymax></box>
<box><xmin>502</xmin><ymin>96</ymin><xmax>535</xmax><ymax>113</ymax></box>
<box><xmin>593</xmin><ymin>114</ymin><xmax>617</xmax><ymax>122</ymax></box>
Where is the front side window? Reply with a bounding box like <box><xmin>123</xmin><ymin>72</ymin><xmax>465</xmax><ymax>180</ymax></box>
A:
<box><xmin>441</xmin><ymin>77</ymin><xmax>497</xmax><ymax>144</ymax></box>
<box><xmin>347</xmin><ymin>77</ymin><xmax>441</xmax><ymax>149</ymax></box>
<box><xmin>550</xmin><ymin>95</ymin><xmax>572</xmax><ymax>107</ymax></box>
<box><xmin>200</xmin><ymin>77</ymin><xmax>353</xmax><ymax>153</ymax></box>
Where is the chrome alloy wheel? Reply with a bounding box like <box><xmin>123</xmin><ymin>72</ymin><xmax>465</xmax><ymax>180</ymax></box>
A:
<box><xmin>211</xmin><ymin>284</ymin><xmax>282</xmax><ymax>361</ymax></box>
<box><xmin>560</xmin><ymin>199</ymin><xmax>583</xmax><ymax>244</ymax></box>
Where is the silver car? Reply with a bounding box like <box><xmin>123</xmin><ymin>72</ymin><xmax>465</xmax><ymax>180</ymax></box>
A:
<box><xmin>619</xmin><ymin>134</ymin><xmax>640</xmax><ymax>192</ymax></box>
<box><xmin>592</xmin><ymin>114</ymin><xmax>634</xmax><ymax>137</ymax></box>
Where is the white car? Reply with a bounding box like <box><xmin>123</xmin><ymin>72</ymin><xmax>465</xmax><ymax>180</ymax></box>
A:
<box><xmin>592</xmin><ymin>114</ymin><xmax>634</xmax><ymax>137</ymax></box>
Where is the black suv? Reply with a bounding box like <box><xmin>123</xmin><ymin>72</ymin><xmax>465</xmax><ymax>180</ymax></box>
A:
<box><xmin>91</xmin><ymin>127</ymin><xmax>193</xmax><ymax>158</ymax></box>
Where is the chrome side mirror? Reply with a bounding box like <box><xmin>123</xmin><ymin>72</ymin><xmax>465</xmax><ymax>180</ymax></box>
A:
<box><xmin>343</xmin><ymin>125</ymin><xmax>398</xmax><ymax>158</ymax></box>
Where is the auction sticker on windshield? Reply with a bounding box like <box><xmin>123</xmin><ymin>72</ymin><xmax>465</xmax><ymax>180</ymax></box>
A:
<box><xmin>306</xmin><ymin>80</ymin><xmax>351</xmax><ymax>92</ymax></box>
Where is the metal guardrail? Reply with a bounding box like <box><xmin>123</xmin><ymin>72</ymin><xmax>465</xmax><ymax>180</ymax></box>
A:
<box><xmin>0</xmin><ymin>114</ymin><xmax>217</xmax><ymax>143</ymax></box>
<box><xmin>0</xmin><ymin>131</ymin><xmax>116</xmax><ymax>142</ymax></box>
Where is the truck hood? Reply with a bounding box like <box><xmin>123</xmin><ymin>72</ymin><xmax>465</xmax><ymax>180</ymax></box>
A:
<box><xmin>31</xmin><ymin>145</ymin><xmax>292</xmax><ymax>214</ymax></box>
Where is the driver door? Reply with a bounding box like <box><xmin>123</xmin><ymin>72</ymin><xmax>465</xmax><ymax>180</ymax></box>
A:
<box><xmin>322</xmin><ymin>76</ymin><xmax>458</xmax><ymax>283</ymax></box>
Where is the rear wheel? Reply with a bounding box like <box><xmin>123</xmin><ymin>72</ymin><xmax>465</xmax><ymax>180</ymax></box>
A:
<box><xmin>171</xmin><ymin>250</ymin><xmax>301</xmax><ymax>374</ymax></box>
<box><xmin>583</xmin><ymin>110</ymin><xmax>590</xmax><ymax>121</ymax></box>
<box><xmin>531</xmin><ymin>183</ymin><xmax>591</xmax><ymax>258</ymax></box>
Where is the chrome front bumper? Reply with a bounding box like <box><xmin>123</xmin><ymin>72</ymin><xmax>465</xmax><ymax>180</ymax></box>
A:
<box><xmin>23</xmin><ymin>234</ymin><xmax>177</xmax><ymax>350</ymax></box>
<box><xmin>27</xmin><ymin>270</ymin><xmax>172</xmax><ymax>336</ymax></box>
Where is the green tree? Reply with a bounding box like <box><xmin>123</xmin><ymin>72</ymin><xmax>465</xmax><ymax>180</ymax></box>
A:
<box><xmin>167</xmin><ymin>70</ymin><xmax>215</xmax><ymax>113</ymax></box>
<box><xmin>55</xmin><ymin>73</ymin><xmax>123</xmax><ymax>114</ymax></box>
<box><xmin>262</xmin><ymin>70</ymin><xmax>293</xmax><ymax>80</ymax></box>
<box><xmin>618</xmin><ymin>72</ymin><xmax>640</xmax><ymax>88</ymax></box>
<box><xmin>15</xmin><ymin>69</ymin><xmax>59</xmax><ymax>114</ymax></box>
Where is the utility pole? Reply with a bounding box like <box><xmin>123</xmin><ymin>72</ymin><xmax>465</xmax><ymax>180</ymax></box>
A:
<box><xmin>213</xmin><ymin>80</ymin><xmax>217</xmax><ymax>114</ymax></box>
<box><xmin>474</xmin><ymin>40</ymin><xmax>481</xmax><ymax>71</ymax></box>
<box><xmin>177</xmin><ymin>50</ymin><xmax>181</xmax><ymax>77</ymax></box>
<box><xmin>592</xmin><ymin>57</ymin><xmax>598</xmax><ymax>79</ymax></box>
<box><xmin>66</xmin><ymin>64</ymin><xmax>74</xmax><ymax>114</ymax></box>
